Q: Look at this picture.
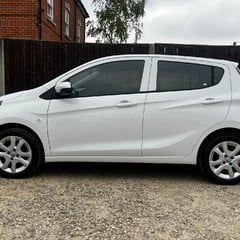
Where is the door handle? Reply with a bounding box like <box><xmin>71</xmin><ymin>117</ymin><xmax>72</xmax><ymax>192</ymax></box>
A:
<box><xmin>202</xmin><ymin>98</ymin><xmax>223</xmax><ymax>105</ymax></box>
<box><xmin>116</xmin><ymin>100</ymin><xmax>137</xmax><ymax>108</ymax></box>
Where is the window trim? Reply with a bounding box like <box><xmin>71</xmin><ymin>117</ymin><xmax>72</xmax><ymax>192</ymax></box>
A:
<box><xmin>77</xmin><ymin>24</ymin><xmax>81</xmax><ymax>42</ymax></box>
<box><xmin>65</xmin><ymin>8</ymin><xmax>70</xmax><ymax>37</ymax></box>
<box><xmin>40</xmin><ymin>86</ymin><xmax>148</xmax><ymax>100</ymax></box>
<box><xmin>47</xmin><ymin>0</ymin><xmax>54</xmax><ymax>21</ymax></box>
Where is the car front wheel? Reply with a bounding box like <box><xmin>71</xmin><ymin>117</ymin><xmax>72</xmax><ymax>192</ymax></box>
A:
<box><xmin>0</xmin><ymin>128</ymin><xmax>43</xmax><ymax>178</ymax></box>
<box><xmin>199</xmin><ymin>134</ymin><xmax>240</xmax><ymax>184</ymax></box>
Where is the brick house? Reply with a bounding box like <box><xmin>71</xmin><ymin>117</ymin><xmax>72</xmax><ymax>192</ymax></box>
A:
<box><xmin>0</xmin><ymin>0</ymin><xmax>89</xmax><ymax>42</ymax></box>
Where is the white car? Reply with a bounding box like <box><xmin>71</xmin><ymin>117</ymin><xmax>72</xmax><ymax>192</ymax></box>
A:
<box><xmin>0</xmin><ymin>54</ymin><xmax>240</xmax><ymax>184</ymax></box>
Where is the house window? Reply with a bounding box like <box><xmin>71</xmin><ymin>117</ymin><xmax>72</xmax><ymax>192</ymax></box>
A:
<box><xmin>65</xmin><ymin>5</ymin><xmax>70</xmax><ymax>37</ymax></box>
<box><xmin>77</xmin><ymin>21</ymin><xmax>81</xmax><ymax>42</ymax></box>
<box><xmin>47</xmin><ymin>0</ymin><xmax>54</xmax><ymax>20</ymax></box>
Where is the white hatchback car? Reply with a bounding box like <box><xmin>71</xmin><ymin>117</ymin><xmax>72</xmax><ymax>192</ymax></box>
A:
<box><xmin>0</xmin><ymin>54</ymin><xmax>240</xmax><ymax>184</ymax></box>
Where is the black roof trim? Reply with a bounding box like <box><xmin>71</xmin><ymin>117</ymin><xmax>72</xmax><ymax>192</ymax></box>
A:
<box><xmin>76</xmin><ymin>0</ymin><xmax>89</xmax><ymax>18</ymax></box>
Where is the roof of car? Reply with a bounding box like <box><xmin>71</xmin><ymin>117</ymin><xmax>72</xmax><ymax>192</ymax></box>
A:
<box><xmin>100</xmin><ymin>54</ymin><xmax>239</xmax><ymax>67</ymax></box>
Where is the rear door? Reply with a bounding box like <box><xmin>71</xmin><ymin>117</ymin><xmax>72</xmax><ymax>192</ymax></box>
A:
<box><xmin>142</xmin><ymin>57</ymin><xmax>231</xmax><ymax>157</ymax></box>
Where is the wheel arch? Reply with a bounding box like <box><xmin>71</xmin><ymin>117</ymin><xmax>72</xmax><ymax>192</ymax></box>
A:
<box><xmin>197</xmin><ymin>127</ymin><xmax>240</xmax><ymax>165</ymax></box>
<box><xmin>0</xmin><ymin>123</ymin><xmax>45</xmax><ymax>161</ymax></box>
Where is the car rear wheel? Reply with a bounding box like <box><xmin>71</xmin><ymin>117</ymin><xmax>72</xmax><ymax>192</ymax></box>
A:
<box><xmin>0</xmin><ymin>128</ymin><xmax>43</xmax><ymax>178</ymax></box>
<box><xmin>199</xmin><ymin>133</ymin><xmax>240</xmax><ymax>184</ymax></box>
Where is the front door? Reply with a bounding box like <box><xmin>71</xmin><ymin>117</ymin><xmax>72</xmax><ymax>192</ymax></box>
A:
<box><xmin>48</xmin><ymin>57</ymin><xmax>151</xmax><ymax>156</ymax></box>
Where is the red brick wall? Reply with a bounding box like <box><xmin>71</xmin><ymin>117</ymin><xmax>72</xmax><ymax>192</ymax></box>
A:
<box><xmin>41</xmin><ymin>0</ymin><xmax>61</xmax><ymax>41</ymax></box>
<box><xmin>0</xmin><ymin>0</ymin><xmax>87</xmax><ymax>42</ymax></box>
<box><xmin>76</xmin><ymin>6</ymin><xmax>86</xmax><ymax>43</ymax></box>
<box><xmin>60</xmin><ymin>1</ymin><xmax>86</xmax><ymax>42</ymax></box>
<box><xmin>0</xmin><ymin>0</ymin><xmax>38</xmax><ymax>39</ymax></box>
<box><xmin>61</xmin><ymin>0</ymin><xmax>74</xmax><ymax>41</ymax></box>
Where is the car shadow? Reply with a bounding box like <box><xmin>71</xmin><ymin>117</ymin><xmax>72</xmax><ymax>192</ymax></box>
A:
<box><xmin>38</xmin><ymin>162</ymin><xmax>206</xmax><ymax>183</ymax></box>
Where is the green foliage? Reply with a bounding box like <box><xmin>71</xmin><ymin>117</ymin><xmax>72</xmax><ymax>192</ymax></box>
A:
<box><xmin>87</xmin><ymin>0</ymin><xmax>145</xmax><ymax>43</ymax></box>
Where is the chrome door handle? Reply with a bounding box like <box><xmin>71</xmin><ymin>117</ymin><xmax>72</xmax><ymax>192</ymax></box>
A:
<box><xmin>116</xmin><ymin>100</ymin><xmax>137</xmax><ymax>108</ymax></box>
<box><xmin>202</xmin><ymin>98</ymin><xmax>223</xmax><ymax>105</ymax></box>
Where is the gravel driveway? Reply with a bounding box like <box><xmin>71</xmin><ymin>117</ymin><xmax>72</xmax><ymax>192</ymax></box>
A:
<box><xmin>0</xmin><ymin>163</ymin><xmax>239</xmax><ymax>240</ymax></box>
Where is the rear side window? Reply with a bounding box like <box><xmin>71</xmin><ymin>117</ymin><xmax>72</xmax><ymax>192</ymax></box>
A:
<box><xmin>157</xmin><ymin>61</ymin><xmax>224</xmax><ymax>92</ymax></box>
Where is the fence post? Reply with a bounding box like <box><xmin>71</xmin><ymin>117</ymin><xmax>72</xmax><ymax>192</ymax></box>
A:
<box><xmin>0</xmin><ymin>39</ymin><xmax>5</xmax><ymax>96</ymax></box>
<box><xmin>149</xmin><ymin>43</ymin><xmax>155</xmax><ymax>54</ymax></box>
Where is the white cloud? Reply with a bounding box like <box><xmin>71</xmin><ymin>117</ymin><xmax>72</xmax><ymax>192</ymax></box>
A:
<box><xmin>82</xmin><ymin>0</ymin><xmax>240</xmax><ymax>45</ymax></box>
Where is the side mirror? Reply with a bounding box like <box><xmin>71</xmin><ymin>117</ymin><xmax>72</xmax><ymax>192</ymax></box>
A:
<box><xmin>55</xmin><ymin>81</ymin><xmax>73</xmax><ymax>97</ymax></box>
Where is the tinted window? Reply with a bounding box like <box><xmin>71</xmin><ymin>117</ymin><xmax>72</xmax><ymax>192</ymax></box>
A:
<box><xmin>69</xmin><ymin>60</ymin><xmax>144</xmax><ymax>97</ymax></box>
<box><xmin>236</xmin><ymin>67</ymin><xmax>240</xmax><ymax>75</ymax></box>
<box><xmin>157</xmin><ymin>61</ymin><xmax>224</xmax><ymax>92</ymax></box>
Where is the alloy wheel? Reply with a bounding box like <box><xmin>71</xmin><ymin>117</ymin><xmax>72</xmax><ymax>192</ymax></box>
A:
<box><xmin>0</xmin><ymin>136</ymin><xmax>32</xmax><ymax>174</ymax></box>
<box><xmin>209</xmin><ymin>141</ymin><xmax>240</xmax><ymax>180</ymax></box>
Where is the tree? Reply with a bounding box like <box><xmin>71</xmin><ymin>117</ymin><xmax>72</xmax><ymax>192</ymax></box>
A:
<box><xmin>87</xmin><ymin>0</ymin><xmax>145</xmax><ymax>43</ymax></box>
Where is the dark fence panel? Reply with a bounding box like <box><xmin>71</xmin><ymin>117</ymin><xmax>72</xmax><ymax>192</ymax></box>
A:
<box><xmin>4</xmin><ymin>39</ymin><xmax>149</xmax><ymax>94</ymax></box>
<box><xmin>154</xmin><ymin>43</ymin><xmax>240</xmax><ymax>63</ymax></box>
<box><xmin>3</xmin><ymin>39</ymin><xmax>240</xmax><ymax>94</ymax></box>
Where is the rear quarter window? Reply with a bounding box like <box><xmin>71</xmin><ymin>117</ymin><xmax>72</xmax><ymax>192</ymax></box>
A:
<box><xmin>157</xmin><ymin>61</ymin><xmax>224</xmax><ymax>92</ymax></box>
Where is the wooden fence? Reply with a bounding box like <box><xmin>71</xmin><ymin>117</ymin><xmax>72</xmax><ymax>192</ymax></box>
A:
<box><xmin>154</xmin><ymin>43</ymin><xmax>240</xmax><ymax>62</ymax></box>
<box><xmin>1</xmin><ymin>38</ymin><xmax>240</xmax><ymax>94</ymax></box>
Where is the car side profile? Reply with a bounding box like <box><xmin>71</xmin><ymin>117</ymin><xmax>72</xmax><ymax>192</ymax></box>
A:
<box><xmin>0</xmin><ymin>54</ymin><xmax>240</xmax><ymax>184</ymax></box>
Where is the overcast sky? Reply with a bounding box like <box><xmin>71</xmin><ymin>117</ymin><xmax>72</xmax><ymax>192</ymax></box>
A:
<box><xmin>81</xmin><ymin>0</ymin><xmax>240</xmax><ymax>45</ymax></box>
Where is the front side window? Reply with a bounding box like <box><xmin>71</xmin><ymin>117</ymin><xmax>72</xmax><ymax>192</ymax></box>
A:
<box><xmin>68</xmin><ymin>60</ymin><xmax>144</xmax><ymax>97</ymax></box>
<box><xmin>47</xmin><ymin>0</ymin><xmax>54</xmax><ymax>20</ymax></box>
<box><xmin>157</xmin><ymin>61</ymin><xmax>224</xmax><ymax>92</ymax></box>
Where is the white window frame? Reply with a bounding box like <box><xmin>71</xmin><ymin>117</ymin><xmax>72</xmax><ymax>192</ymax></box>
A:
<box><xmin>65</xmin><ymin>8</ymin><xmax>70</xmax><ymax>37</ymax></box>
<box><xmin>47</xmin><ymin>0</ymin><xmax>54</xmax><ymax>21</ymax></box>
<box><xmin>77</xmin><ymin>24</ymin><xmax>81</xmax><ymax>42</ymax></box>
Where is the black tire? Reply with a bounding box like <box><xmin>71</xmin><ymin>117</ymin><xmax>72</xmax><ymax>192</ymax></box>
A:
<box><xmin>198</xmin><ymin>133</ymin><xmax>240</xmax><ymax>185</ymax></box>
<box><xmin>0</xmin><ymin>128</ymin><xmax>43</xmax><ymax>178</ymax></box>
